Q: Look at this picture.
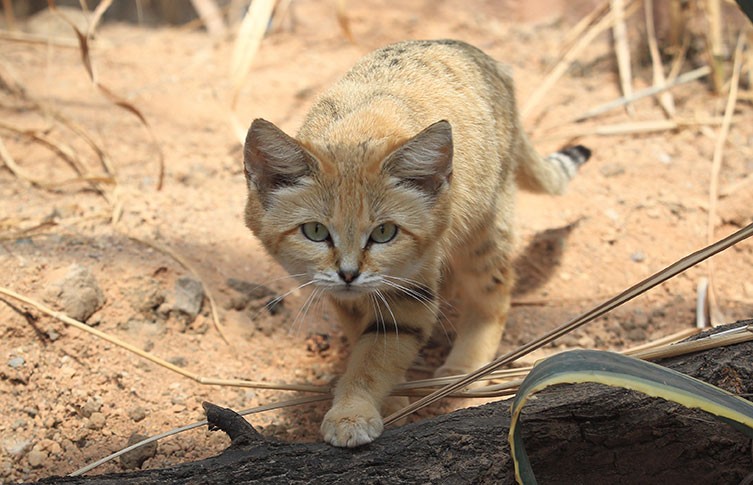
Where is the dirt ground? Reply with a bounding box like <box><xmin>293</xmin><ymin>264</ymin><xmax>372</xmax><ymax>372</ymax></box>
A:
<box><xmin>1</xmin><ymin>0</ymin><xmax>752</xmax><ymax>482</ymax></box>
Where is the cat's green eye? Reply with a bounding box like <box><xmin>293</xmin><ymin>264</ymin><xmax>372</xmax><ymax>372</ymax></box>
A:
<box><xmin>370</xmin><ymin>223</ymin><xmax>398</xmax><ymax>244</ymax></box>
<box><xmin>301</xmin><ymin>222</ymin><xmax>330</xmax><ymax>242</ymax></box>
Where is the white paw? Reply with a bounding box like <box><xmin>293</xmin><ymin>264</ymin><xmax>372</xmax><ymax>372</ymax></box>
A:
<box><xmin>321</xmin><ymin>401</ymin><xmax>383</xmax><ymax>448</ymax></box>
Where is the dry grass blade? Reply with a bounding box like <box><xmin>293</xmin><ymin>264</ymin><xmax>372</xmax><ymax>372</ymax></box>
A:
<box><xmin>229</xmin><ymin>0</ymin><xmax>277</xmax><ymax>143</ymax></box>
<box><xmin>336</xmin><ymin>0</ymin><xmax>355</xmax><ymax>43</ymax></box>
<box><xmin>0</xmin><ymin>30</ymin><xmax>79</xmax><ymax>47</ymax></box>
<box><xmin>87</xmin><ymin>0</ymin><xmax>113</xmax><ymax>38</ymax></box>
<box><xmin>123</xmin><ymin>234</ymin><xmax>231</xmax><ymax>345</ymax></box>
<box><xmin>630</xmin><ymin>323</ymin><xmax>753</xmax><ymax>360</ymax></box>
<box><xmin>2</xmin><ymin>0</ymin><xmax>16</xmax><ymax>31</ymax></box>
<box><xmin>384</xmin><ymin>222</ymin><xmax>753</xmax><ymax>425</ymax></box>
<box><xmin>706</xmin><ymin>33</ymin><xmax>745</xmax><ymax>326</ymax></box>
<box><xmin>48</xmin><ymin>0</ymin><xmax>165</xmax><ymax>190</ymax></box>
<box><xmin>521</xmin><ymin>0</ymin><xmax>639</xmax><ymax>122</ymax></box>
<box><xmin>706</xmin><ymin>0</ymin><xmax>725</xmax><ymax>93</ymax></box>
<box><xmin>610</xmin><ymin>0</ymin><xmax>634</xmax><ymax>114</ymax></box>
<box><xmin>189</xmin><ymin>0</ymin><xmax>227</xmax><ymax>38</ymax></box>
<box><xmin>644</xmin><ymin>0</ymin><xmax>676</xmax><ymax>116</ymax></box>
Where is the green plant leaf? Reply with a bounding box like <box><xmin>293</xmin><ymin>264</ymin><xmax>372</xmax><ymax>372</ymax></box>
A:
<box><xmin>509</xmin><ymin>349</ymin><xmax>753</xmax><ymax>484</ymax></box>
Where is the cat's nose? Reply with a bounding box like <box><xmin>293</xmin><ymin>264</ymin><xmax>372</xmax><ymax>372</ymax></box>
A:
<box><xmin>338</xmin><ymin>268</ymin><xmax>360</xmax><ymax>283</ymax></box>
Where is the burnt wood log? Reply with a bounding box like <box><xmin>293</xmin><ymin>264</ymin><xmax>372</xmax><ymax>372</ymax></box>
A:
<box><xmin>36</xmin><ymin>321</ymin><xmax>753</xmax><ymax>484</ymax></box>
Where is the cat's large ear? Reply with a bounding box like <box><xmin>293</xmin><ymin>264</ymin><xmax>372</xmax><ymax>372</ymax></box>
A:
<box><xmin>382</xmin><ymin>120</ymin><xmax>453</xmax><ymax>196</ymax></box>
<box><xmin>244</xmin><ymin>118</ymin><xmax>318</xmax><ymax>196</ymax></box>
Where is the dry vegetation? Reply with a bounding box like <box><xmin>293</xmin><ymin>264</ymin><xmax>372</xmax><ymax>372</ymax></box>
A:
<box><xmin>1</xmin><ymin>0</ymin><xmax>752</xmax><ymax>482</ymax></box>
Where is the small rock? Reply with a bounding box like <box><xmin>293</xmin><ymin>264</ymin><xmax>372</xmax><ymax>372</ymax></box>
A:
<box><xmin>3</xmin><ymin>438</ymin><xmax>30</xmax><ymax>457</ymax></box>
<box><xmin>630</xmin><ymin>251</ymin><xmax>646</xmax><ymax>263</ymax></box>
<box><xmin>87</xmin><ymin>412</ymin><xmax>105</xmax><ymax>429</ymax></box>
<box><xmin>657</xmin><ymin>152</ymin><xmax>672</xmax><ymax>164</ymax></box>
<box><xmin>171</xmin><ymin>277</ymin><xmax>205</xmax><ymax>322</ymax></box>
<box><xmin>227</xmin><ymin>278</ymin><xmax>275</xmax><ymax>301</ymax></box>
<box><xmin>120</xmin><ymin>433</ymin><xmax>157</xmax><ymax>469</ymax></box>
<box><xmin>27</xmin><ymin>449</ymin><xmax>47</xmax><ymax>468</ymax></box>
<box><xmin>626</xmin><ymin>328</ymin><xmax>647</xmax><ymax>342</ymax></box>
<box><xmin>599</xmin><ymin>163</ymin><xmax>625</xmax><ymax>178</ymax></box>
<box><xmin>128</xmin><ymin>407</ymin><xmax>147</xmax><ymax>423</ymax></box>
<box><xmin>44</xmin><ymin>264</ymin><xmax>105</xmax><ymax>322</ymax></box>
<box><xmin>8</xmin><ymin>356</ymin><xmax>24</xmax><ymax>369</ymax></box>
<box><xmin>168</xmin><ymin>356</ymin><xmax>187</xmax><ymax>368</ymax></box>
<box><xmin>46</xmin><ymin>329</ymin><xmax>60</xmax><ymax>341</ymax></box>
<box><xmin>81</xmin><ymin>396</ymin><xmax>102</xmax><ymax>418</ymax></box>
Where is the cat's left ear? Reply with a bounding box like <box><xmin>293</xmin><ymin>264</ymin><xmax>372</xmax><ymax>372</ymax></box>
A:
<box><xmin>244</xmin><ymin>118</ymin><xmax>318</xmax><ymax>196</ymax></box>
<box><xmin>382</xmin><ymin>120</ymin><xmax>453</xmax><ymax>196</ymax></box>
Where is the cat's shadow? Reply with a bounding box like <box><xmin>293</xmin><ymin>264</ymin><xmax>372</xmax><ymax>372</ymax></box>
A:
<box><xmin>513</xmin><ymin>218</ymin><xmax>583</xmax><ymax>297</ymax></box>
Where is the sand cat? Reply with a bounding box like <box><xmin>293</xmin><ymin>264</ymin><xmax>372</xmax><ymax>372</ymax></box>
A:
<box><xmin>242</xmin><ymin>39</ymin><xmax>589</xmax><ymax>448</ymax></box>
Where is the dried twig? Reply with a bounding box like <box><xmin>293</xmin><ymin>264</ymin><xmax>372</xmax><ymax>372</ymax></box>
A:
<box><xmin>229</xmin><ymin>0</ymin><xmax>277</xmax><ymax>143</ymax></box>
<box><xmin>384</xmin><ymin>222</ymin><xmax>753</xmax><ymax>424</ymax></box>
<box><xmin>705</xmin><ymin>34</ymin><xmax>746</xmax><ymax>326</ymax></box>
<box><xmin>543</xmin><ymin>114</ymin><xmax>735</xmax><ymax>141</ymax></box>
<box><xmin>610</xmin><ymin>0</ymin><xmax>634</xmax><ymax>115</ymax></box>
<box><xmin>189</xmin><ymin>0</ymin><xmax>228</xmax><ymax>38</ymax></box>
<box><xmin>572</xmin><ymin>66</ymin><xmax>711</xmax><ymax>122</ymax></box>
<box><xmin>644</xmin><ymin>0</ymin><xmax>675</xmax><ymax>116</ymax></box>
<box><xmin>48</xmin><ymin>0</ymin><xmax>165</xmax><ymax>190</ymax></box>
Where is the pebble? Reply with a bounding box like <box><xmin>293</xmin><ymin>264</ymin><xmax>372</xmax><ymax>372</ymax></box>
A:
<box><xmin>171</xmin><ymin>276</ymin><xmax>205</xmax><ymax>322</ymax></box>
<box><xmin>630</xmin><ymin>251</ymin><xmax>646</xmax><ymax>263</ymax></box>
<box><xmin>119</xmin><ymin>433</ymin><xmax>157</xmax><ymax>469</ymax></box>
<box><xmin>44</xmin><ymin>264</ymin><xmax>105</xmax><ymax>322</ymax></box>
<box><xmin>3</xmin><ymin>438</ymin><xmax>31</xmax><ymax>457</ymax></box>
<box><xmin>168</xmin><ymin>356</ymin><xmax>187</xmax><ymax>368</ymax></box>
<box><xmin>744</xmin><ymin>282</ymin><xmax>753</xmax><ymax>298</ymax></box>
<box><xmin>47</xmin><ymin>329</ymin><xmax>60</xmax><ymax>341</ymax></box>
<box><xmin>27</xmin><ymin>449</ymin><xmax>47</xmax><ymax>468</ymax></box>
<box><xmin>8</xmin><ymin>356</ymin><xmax>25</xmax><ymax>369</ymax></box>
<box><xmin>599</xmin><ymin>163</ymin><xmax>625</xmax><ymax>177</ymax></box>
<box><xmin>81</xmin><ymin>396</ymin><xmax>103</xmax><ymax>418</ymax></box>
<box><xmin>128</xmin><ymin>406</ymin><xmax>147</xmax><ymax>422</ymax></box>
<box><xmin>88</xmin><ymin>412</ymin><xmax>106</xmax><ymax>429</ymax></box>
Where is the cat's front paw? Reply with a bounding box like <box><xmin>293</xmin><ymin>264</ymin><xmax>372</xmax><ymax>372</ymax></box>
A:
<box><xmin>321</xmin><ymin>400</ymin><xmax>383</xmax><ymax>447</ymax></box>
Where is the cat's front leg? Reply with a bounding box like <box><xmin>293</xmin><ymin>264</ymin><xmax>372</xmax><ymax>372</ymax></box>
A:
<box><xmin>322</xmin><ymin>304</ymin><xmax>433</xmax><ymax>447</ymax></box>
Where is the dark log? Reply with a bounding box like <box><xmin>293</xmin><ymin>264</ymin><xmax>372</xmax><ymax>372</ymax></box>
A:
<box><xmin>35</xmin><ymin>321</ymin><xmax>753</xmax><ymax>484</ymax></box>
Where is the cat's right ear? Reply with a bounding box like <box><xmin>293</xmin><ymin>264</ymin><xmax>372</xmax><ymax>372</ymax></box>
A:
<box><xmin>382</xmin><ymin>120</ymin><xmax>453</xmax><ymax>197</ymax></box>
<box><xmin>244</xmin><ymin>119</ymin><xmax>318</xmax><ymax>196</ymax></box>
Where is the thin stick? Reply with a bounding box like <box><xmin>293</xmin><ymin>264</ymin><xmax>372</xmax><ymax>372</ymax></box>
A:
<box><xmin>384</xmin><ymin>222</ymin><xmax>753</xmax><ymax>425</ymax></box>
<box><xmin>0</xmin><ymin>30</ymin><xmax>80</xmax><ymax>47</ymax></box>
<box><xmin>572</xmin><ymin>66</ymin><xmax>710</xmax><ymax>122</ymax></box>
<box><xmin>706</xmin><ymin>34</ymin><xmax>745</xmax><ymax>326</ymax></box>
<box><xmin>0</xmin><ymin>286</ymin><xmax>318</xmax><ymax>392</ymax></box>
<box><xmin>229</xmin><ymin>0</ymin><xmax>277</xmax><ymax>143</ymax></box>
<box><xmin>611</xmin><ymin>0</ymin><xmax>634</xmax><ymax>115</ymax></box>
<box><xmin>543</xmin><ymin>114</ymin><xmax>734</xmax><ymax>141</ymax></box>
<box><xmin>69</xmin><ymin>394</ymin><xmax>331</xmax><ymax>477</ymax></box>
<box><xmin>189</xmin><ymin>0</ymin><xmax>227</xmax><ymax>38</ymax></box>
<box><xmin>644</xmin><ymin>0</ymin><xmax>675</xmax><ymax>116</ymax></box>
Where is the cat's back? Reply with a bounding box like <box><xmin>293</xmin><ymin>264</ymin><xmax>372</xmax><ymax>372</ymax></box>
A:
<box><xmin>298</xmin><ymin>40</ymin><xmax>516</xmax><ymax>148</ymax></box>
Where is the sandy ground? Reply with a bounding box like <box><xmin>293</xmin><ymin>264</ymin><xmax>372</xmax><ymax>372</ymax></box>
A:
<box><xmin>1</xmin><ymin>1</ymin><xmax>752</xmax><ymax>482</ymax></box>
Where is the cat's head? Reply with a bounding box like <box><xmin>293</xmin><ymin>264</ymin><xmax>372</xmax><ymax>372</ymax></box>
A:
<box><xmin>243</xmin><ymin>118</ymin><xmax>453</xmax><ymax>300</ymax></box>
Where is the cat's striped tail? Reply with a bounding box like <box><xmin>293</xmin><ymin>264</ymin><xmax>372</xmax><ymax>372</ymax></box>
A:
<box><xmin>515</xmin><ymin>137</ymin><xmax>591</xmax><ymax>195</ymax></box>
